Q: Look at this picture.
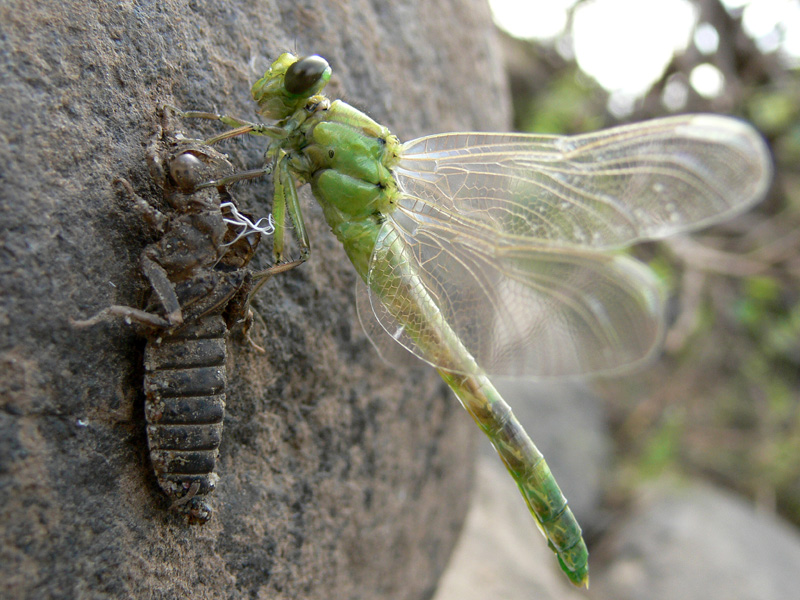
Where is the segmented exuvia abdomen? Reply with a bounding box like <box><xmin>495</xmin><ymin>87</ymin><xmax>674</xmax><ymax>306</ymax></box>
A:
<box><xmin>143</xmin><ymin>314</ymin><xmax>227</xmax><ymax>523</ymax></box>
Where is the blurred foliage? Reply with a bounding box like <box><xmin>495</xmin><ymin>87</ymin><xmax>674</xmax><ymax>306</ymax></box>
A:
<box><xmin>499</xmin><ymin>0</ymin><xmax>800</xmax><ymax>526</ymax></box>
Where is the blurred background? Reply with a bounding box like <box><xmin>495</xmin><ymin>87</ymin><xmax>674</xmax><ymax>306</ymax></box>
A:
<box><xmin>496</xmin><ymin>0</ymin><xmax>800</xmax><ymax>538</ymax></box>
<box><xmin>436</xmin><ymin>0</ymin><xmax>800</xmax><ymax>598</ymax></box>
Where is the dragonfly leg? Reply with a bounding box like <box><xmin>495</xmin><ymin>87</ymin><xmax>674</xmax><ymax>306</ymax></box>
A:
<box><xmin>269</xmin><ymin>150</ymin><xmax>310</xmax><ymax>266</ymax></box>
<box><xmin>163</xmin><ymin>104</ymin><xmax>285</xmax><ymax>144</ymax></box>
<box><xmin>246</xmin><ymin>152</ymin><xmax>310</xmax><ymax>298</ymax></box>
<box><xmin>194</xmin><ymin>166</ymin><xmax>272</xmax><ymax>190</ymax></box>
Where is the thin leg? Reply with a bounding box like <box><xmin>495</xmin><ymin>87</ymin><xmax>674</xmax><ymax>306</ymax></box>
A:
<box><xmin>242</xmin><ymin>151</ymin><xmax>311</xmax><ymax>300</ymax></box>
<box><xmin>279</xmin><ymin>157</ymin><xmax>310</xmax><ymax>264</ymax></box>
<box><xmin>71</xmin><ymin>305</ymin><xmax>171</xmax><ymax>329</ymax></box>
<box><xmin>247</xmin><ymin>259</ymin><xmax>307</xmax><ymax>297</ymax></box>
<box><xmin>195</xmin><ymin>167</ymin><xmax>271</xmax><ymax>191</ymax></box>
<box><xmin>164</xmin><ymin>105</ymin><xmax>286</xmax><ymax>143</ymax></box>
<box><xmin>204</xmin><ymin>124</ymin><xmax>257</xmax><ymax>145</ymax></box>
<box><xmin>272</xmin><ymin>151</ymin><xmax>310</xmax><ymax>264</ymax></box>
<box><xmin>114</xmin><ymin>178</ymin><xmax>168</xmax><ymax>234</ymax></box>
<box><xmin>242</xmin><ymin>307</ymin><xmax>266</xmax><ymax>354</ymax></box>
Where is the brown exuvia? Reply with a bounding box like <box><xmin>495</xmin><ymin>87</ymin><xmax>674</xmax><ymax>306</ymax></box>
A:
<box><xmin>74</xmin><ymin>109</ymin><xmax>272</xmax><ymax>523</ymax></box>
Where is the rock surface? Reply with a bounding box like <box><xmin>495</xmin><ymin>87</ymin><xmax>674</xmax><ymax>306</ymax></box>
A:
<box><xmin>0</xmin><ymin>1</ymin><xmax>510</xmax><ymax>599</ymax></box>
<box><xmin>592</xmin><ymin>479</ymin><xmax>800</xmax><ymax>600</ymax></box>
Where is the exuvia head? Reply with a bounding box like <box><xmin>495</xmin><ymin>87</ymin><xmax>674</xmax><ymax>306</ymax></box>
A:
<box><xmin>251</xmin><ymin>53</ymin><xmax>332</xmax><ymax>120</ymax></box>
<box><xmin>169</xmin><ymin>151</ymin><xmax>206</xmax><ymax>194</ymax></box>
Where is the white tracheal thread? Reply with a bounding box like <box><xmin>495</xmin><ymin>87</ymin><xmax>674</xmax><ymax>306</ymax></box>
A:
<box><xmin>220</xmin><ymin>202</ymin><xmax>275</xmax><ymax>245</ymax></box>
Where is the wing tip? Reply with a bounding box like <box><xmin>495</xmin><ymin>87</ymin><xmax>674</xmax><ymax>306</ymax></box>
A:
<box><xmin>682</xmin><ymin>114</ymin><xmax>774</xmax><ymax>202</ymax></box>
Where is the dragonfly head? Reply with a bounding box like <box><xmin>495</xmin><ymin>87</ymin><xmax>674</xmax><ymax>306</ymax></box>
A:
<box><xmin>251</xmin><ymin>53</ymin><xmax>332</xmax><ymax>120</ymax></box>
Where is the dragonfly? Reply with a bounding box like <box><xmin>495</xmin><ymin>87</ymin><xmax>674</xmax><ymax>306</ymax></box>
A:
<box><xmin>174</xmin><ymin>53</ymin><xmax>772</xmax><ymax>586</ymax></box>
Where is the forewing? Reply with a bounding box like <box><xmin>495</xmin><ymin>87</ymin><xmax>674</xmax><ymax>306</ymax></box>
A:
<box><xmin>395</xmin><ymin>114</ymin><xmax>772</xmax><ymax>249</ymax></box>
<box><xmin>364</xmin><ymin>114</ymin><xmax>770</xmax><ymax>376</ymax></box>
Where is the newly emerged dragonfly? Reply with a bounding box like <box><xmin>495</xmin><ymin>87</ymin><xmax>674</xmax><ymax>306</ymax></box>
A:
<box><xmin>176</xmin><ymin>53</ymin><xmax>771</xmax><ymax>586</ymax></box>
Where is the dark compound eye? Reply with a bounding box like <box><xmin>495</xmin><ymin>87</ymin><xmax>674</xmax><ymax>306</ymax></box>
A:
<box><xmin>285</xmin><ymin>55</ymin><xmax>330</xmax><ymax>95</ymax></box>
<box><xmin>169</xmin><ymin>152</ymin><xmax>204</xmax><ymax>193</ymax></box>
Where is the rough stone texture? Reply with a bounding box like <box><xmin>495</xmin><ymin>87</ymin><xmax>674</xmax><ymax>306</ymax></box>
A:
<box><xmin>591</xmin><ymin>480</ymin><xmax>800</xmax><ymax>600</ymax></box>
<box><xmin>0</xmin><ymin>1</ymin><xmax>510</xmax><ymax>599</ymax></box>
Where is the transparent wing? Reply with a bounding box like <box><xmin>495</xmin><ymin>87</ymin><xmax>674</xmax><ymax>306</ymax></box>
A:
<box><xmin>355</xmin><ymin>277</ymin><xmax>426</xmax><ymax>369</ymax></box>
<box><xmin>395</xmin><ymin>114</ymin><xmax>772</xmax><ymax>249</ymax></box>
<box><xmin>365</xmin><ymin>218</ymin><xmax>665</xmax><ymax>377</ymax></box>
<box><xmin>364</xmin><ymin>115</ymin><xmax>771</xmax><ymax>377</ymax></box>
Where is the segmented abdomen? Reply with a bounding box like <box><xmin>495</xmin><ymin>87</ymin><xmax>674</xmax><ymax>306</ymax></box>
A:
<box><xmin>143</xmin><ymin>314</ymin><xmax>227</xmax><ymax>524</ymax></box>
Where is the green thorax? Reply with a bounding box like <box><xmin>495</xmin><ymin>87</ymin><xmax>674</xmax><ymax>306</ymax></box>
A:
<box><xmin>290</xmin><ymin>99</ymin><xmax>403</xmax><ymax>279</ymax></box>
<box><xmin>251</xmin><ymin>53</ymin><xmax>403</xmax><ymax>280</ymax></box>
